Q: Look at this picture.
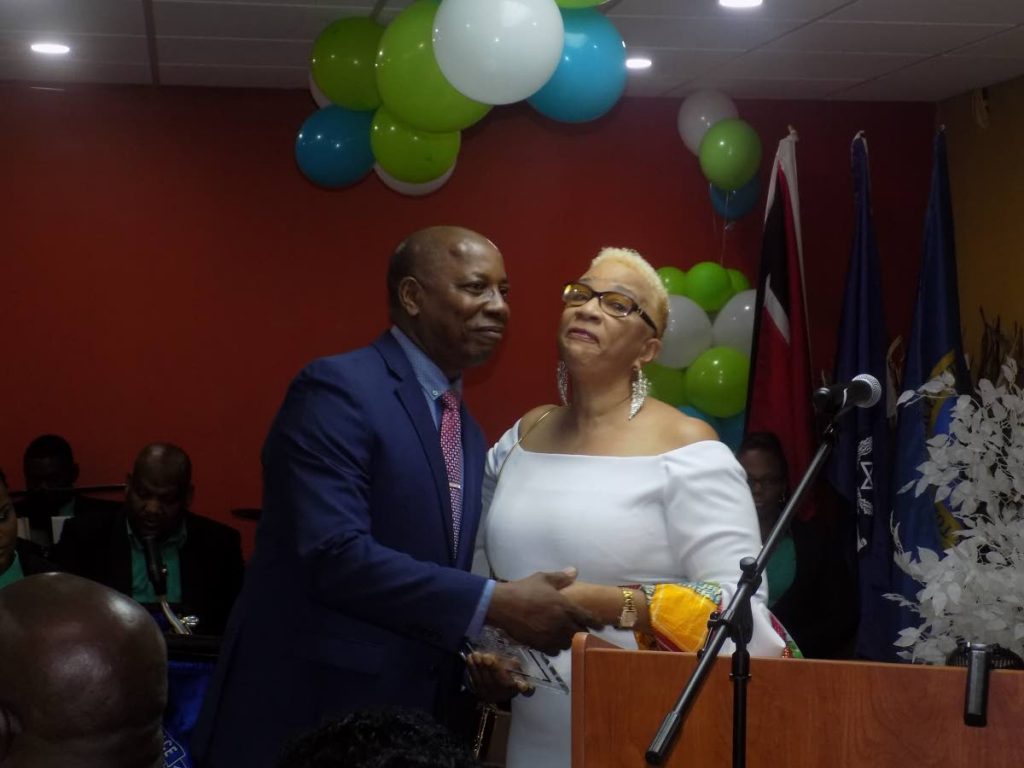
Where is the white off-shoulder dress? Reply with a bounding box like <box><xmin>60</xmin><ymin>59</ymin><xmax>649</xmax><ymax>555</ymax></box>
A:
<box><xmin>473</xmin><ymin>421</ymin><xmax>787</xmax><ymax>768</ymax></box>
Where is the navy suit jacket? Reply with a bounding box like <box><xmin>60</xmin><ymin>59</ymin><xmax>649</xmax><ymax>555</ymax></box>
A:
<box><xmin>192</xmin><ymin>332</ymin><xmax>490</xmax><ymax>767</ymax></box>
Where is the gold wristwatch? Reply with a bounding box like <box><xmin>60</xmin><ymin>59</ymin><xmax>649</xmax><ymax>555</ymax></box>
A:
<box><xmin>617</xmin><ymin>588</ymin><xmax>638</xmax><ymax>629</ymax></box>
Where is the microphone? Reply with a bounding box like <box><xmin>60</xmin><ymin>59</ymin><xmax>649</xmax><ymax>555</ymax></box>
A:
<box><xmin>141</xmin><ymin>535</ymin><xmax>168</xmax><ymax>598</ymax></box>
<box><xmin>813</xmin><ymin>373</ymin><xmax>882</xmax><ymax>414</ymax></box>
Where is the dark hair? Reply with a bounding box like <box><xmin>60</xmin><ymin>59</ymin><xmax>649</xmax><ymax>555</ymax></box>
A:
<box><xmin>737</xmin><ymin>431</ymin><xmax>789</xmax><ymax>488</ymax></box>
<box><xmin>387</xmin><ymin>236</ymin><xmax>421</xmax><ymax>317</ymax></box>
<box><xmin>24</xmin><ymin>434</ymin><xmax>74</xmax><ymax>466</ymax></box>
<box><xmin>133</xmin><ymin>443</ymin><xmax>192</xmax><ymax>489</ymax></box>
<box><xmin>276</xmin><ymin>708</ymin><xmax>481</xmax><ymax>768</ymax></box>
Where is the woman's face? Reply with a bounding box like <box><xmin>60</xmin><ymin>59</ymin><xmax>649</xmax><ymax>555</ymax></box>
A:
<box><xmin>0</xmin><ymin>486</ymin><xmax>16</xmax><ymax>573</ymax></box>
<box><xmin>738</xmin><ymin>448</ymin><xmax>787</xmax><ymax>522</ymax></box>
<box><xmin>558</xmin><ymin>260</ymin><xmax>660</xmax><ymax>373</ymax></box>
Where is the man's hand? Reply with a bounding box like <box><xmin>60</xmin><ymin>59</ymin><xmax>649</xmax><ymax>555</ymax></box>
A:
<box><xmin>486</xmin><ymin>569</ymin><xmax>602</xmax><ymax>655</ymax></box>
<box><xmin>465</xmin><ymin>652</ymin><xmax>533</xmax><ymax>703</ymax></box>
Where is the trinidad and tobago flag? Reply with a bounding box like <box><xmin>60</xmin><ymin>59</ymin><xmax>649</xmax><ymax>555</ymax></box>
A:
<box><xmin>745</xmin><ymin>131</ymin><xmax>817</xmax><ymax>520</ymax></box>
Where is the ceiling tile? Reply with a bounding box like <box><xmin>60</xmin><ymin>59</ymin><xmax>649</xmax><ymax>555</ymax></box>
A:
<box><xmin>607</xmin><ymin>0</ymin><xmax>850</xmax><ymax>21</ymax></box>
<box><xmin>158</xmin><ymin>36</ymin><xmax>310</xmax><ymax>68</ymax></box>
<box><xmin>948</xmin><ymin>25</ymin><xmax>1024</xmax><ymax>58</ymax></box>
<box><xmin>767</xmin><ymin>20</ymin><xmax>1013</xmax><ymax>55</ymax></box>
<box><xmin>668</xmin><ymin>76</ymin><xmax>859</xmax><ymax>100</ymax></box>
<box><xmin>0</xmin><ymin>0</ymin><xmax>145</xmax><ymax>36</ymax></box>
<box><xmin>718</xmin><ymin>50</ymin><xmax>922</xmax><ymax>80</ymax></box>
<box><xmin>0</xmin><ymin>58</ymin><xmax>151</xmax><ymax>85</ymax></box>
<box><xmin>830</xmin><ymin>55</ymin><xmax>1024</xmax><ymax>101</ymax></box>
<box><xmin>160</xmin><ymin>63</ymin><xmax>308</xmax><ymax>88</ymax></box>
<box><xmin>623</xmin><ymin>74</ymin><xmax>683</xmax><ymax>98</ymax></box>
<box><xmin>613</xmin><ymin>14</ymin><xmax>804</xmax><ymax>50</ymax></box>
<box><xmin>625</xmin><ymin>47</ymin><xmax>742</xmax><ymax>81</ymax></box>
<box><xmin>830</xmin><ymin>0</ymin><xmax>1024</xmax><ymax>25</ymax></box>
<box><xmin>154</xmin><ymin>1</ymin><xmax>355</xmax><ymax>39</ymax></box>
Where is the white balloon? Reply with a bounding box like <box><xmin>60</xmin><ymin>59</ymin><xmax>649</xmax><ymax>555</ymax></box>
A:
<box><xmin>677</xmin><ymin>89</ymin><xmax>738</xmax><ymax>155</ymax></box>
<box><xmin>433</xmin><ymin>0</ymin><xmax>565</xmax><ymax>106</ymax></box>
<box><xmin>712</xmin><ymin>289</ymin><xmax>756</xmax><ymax>356</ymax></box>
<box><xmin>658</xmin><ymin>295</ymin><xmax>713</xmax><ymax>369</ymax></box>
<box><xmin>375</xmin><ymin>162</ymin><xmax>456</xmax><ymax>197</ymax></box>
<box><xmin>309</xmin><ymin>70</ymin><xmax>330</xmax><ymax>108</ymax></box>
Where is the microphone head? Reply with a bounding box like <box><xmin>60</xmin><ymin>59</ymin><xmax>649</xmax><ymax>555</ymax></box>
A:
<box><xmin>852</xmin><ymin>373</ymin><xmax>882</xmax><ymax>408</ymax></box>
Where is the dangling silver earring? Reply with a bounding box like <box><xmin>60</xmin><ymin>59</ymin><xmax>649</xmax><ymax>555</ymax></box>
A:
<box><xmin>629</xmin><ymin>366</ymin><xmax>649</xmax><ymax>420</ymax></box>
<box><xmin>556</xmin><ymin>360</ymin><xmax>570</xmax><ymax>405</ymax></box>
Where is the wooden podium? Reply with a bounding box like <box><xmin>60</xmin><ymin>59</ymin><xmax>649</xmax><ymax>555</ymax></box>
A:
<box><xmin>572</xmin><ymin>634</ymin><xmax>1024</xmax><ymax>767</ymax></box>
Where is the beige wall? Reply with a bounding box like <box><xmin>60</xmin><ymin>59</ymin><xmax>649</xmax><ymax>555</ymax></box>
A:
<box><xmin>939</xmin><ymin>75</ymin><xmax>1024</xmax><ymax>364</ymax></box>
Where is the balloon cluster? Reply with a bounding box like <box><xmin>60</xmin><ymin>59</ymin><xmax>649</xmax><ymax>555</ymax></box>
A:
<box><xmin>677</xmin><ymin>90</ymin><xmax>762</xmax><ymax>221</ymax></box>
<box><xmin>645</xmin><ymin>263</ymin><xmax>755</xmax><ymax>452</ymax></box>
<box><xmin>296</xmin><ymin>0</ymin><xmax>627</xmax><ymax>194</ymax></box>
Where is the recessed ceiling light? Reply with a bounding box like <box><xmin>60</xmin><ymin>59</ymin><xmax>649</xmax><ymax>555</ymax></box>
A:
<box><xmin>719</xmin><ymin>0</ymin><xmax>763</xmax><ymax>8</ymax></box>
<box><xmin>30</xmin><ymin>42</ymin><xmax>71</xmax><ymax>55</ymax></box>
<box><xmin>626</xmin><ymin>57</ymin><xmax>652</xmax><ymax>71</ymax></box>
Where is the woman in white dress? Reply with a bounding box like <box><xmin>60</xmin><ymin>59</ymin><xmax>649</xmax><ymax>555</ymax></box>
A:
<box><xmin>470</xmin><ymin>248</ymin><xmax>787</xmax><ymax>768</ymax></box>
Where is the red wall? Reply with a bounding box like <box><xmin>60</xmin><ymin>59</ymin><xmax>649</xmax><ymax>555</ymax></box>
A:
<box><xmin>1</xmin><ymin>84</ymin><xmax>934</xmax><ymax>552</ymax></box>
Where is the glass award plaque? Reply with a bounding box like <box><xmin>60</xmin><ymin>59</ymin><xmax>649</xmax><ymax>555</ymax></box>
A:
<box><xmin>464</xmin><ymin>626</ymin><xmax>569</xmax><ymax>694</ymax></box>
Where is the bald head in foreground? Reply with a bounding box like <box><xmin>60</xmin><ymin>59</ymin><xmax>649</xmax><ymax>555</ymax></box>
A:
<box><xmin>0</xmin><ymin>574</ymin><xmax>167</xmax><ymax>768</ymax></box>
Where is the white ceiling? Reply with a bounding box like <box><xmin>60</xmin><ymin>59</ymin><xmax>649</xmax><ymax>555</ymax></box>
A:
<box><xmin>0</xmin><ymin>0</ymin><xmax>1022</xmax><ymax>101</ymax></box>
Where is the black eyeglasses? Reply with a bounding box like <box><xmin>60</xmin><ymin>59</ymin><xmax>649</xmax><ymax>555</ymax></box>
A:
<box><xmin>561</xmin><ymin>283</ymin><xmax>658</xmax><ymax>333</ymax></box>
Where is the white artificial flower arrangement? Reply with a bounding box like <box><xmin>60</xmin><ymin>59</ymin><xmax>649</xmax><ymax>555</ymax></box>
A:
<box><xmin>887</xmin><ymin>358</ymin><xmax>1024</xmax><ymax>663</ymax></box>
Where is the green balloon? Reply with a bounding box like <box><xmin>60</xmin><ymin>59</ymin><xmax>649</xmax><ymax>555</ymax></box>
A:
<box><xmin>684</xmin><ymin>347</ymin><xmax>750</xmax><ymax>419</ymax></box>
<box><xmin>645</xmin><ymin>362</ymin><xmax>688</xmax><ymax>406</ymax></box>
<box><xmin>376</xmin><ymin>0</ymin><xmax>491</xmax><ymax>133</ymax></box>
<box><xmin>656</xmin><ymin>266</ymin><xmax>687</xmax><ymax>296</ymax></box>
<box><xmin>371</xmin><ymin>107</ymin><xmax>459</xmax><ymax>184</ymax></box>
<box><xmin>699</xmin><ymin>119</ymin><xmax>762</xmax><ymax>191</ymax></box>
<box><xmin>727</xmin><ymin>268</ymin><xmax>751</xmax><ymax>293</ymax></box>
<box><xmin>683</xmin><ymin>261</ymin><xmax>734</xmax><ymax>312</ymax></box>
<box><xmin>311</xmin><ymin>17</ymin><xmax>384</xmax><ymax>112</ymax></box>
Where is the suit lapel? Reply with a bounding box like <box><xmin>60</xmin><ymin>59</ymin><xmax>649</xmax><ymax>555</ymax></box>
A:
<box><xmin>375</xmin><ymin>333</ymin><xmax>457</xmax><ymax>565</ymax></box>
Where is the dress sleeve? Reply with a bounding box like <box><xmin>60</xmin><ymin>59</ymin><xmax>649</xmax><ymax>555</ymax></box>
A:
<box><xmin>660</xmin><ymin>441</ymin><xmax>787</xmax><ymax>657</ymax></box>
<box><xmin>471</xmin><ymin>420</ymin><xmax>522</xmax><ymax>578</ymax></box>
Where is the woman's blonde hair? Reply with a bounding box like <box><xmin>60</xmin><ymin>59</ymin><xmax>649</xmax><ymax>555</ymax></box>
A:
<box><xmin>589</xmin><ymin>247</ymin><xmax>669</xmax><ymax>337</ymax></box>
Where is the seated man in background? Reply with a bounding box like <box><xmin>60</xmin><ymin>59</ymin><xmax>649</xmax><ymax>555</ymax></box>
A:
<box><xmin>276</xmin><ymin>708</ymin><xmax>481</xmax><ymax>768</ymax></box>
<box><xmin>1</xmin><ymin>470</ymin><xmax>59</xmax><ymax>590</ymax></box>
<box><xmin>56</xmin><ymin>443</ymin><xmax>245</xmax><ymax>634</ymax></box>
<box><xmin>0</xmin><ymin>573</ymin><xmax>167</xmax><ymax>768</ymax></box>
<box><xmin>15</xmin><ymin>433</ymin><xmax>121</xmax><ymax>550</ymax></box>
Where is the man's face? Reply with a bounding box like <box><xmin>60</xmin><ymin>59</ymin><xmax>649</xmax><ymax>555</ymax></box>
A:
<box><xmin>126</xmin><ymin>469</ymin><xmax>190</xmax><ymax>541</ymax></box>
<box><xmin>0</xmin><ymin>487</ymin><xmax>16</xmax><ymax>572</ymax></box>
<box><xmin>23</xmin><ymin>456</ymin><xmax>77</xmax><ymax>510</ymax></box>
<box><xmin>410</xmin><ymin>242</ymin><xmax>510</xmax><ymax>377</ymax></box>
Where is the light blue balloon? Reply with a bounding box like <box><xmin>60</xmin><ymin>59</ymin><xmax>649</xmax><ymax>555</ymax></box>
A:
<box><xmin>678</xmin><ymin>405</ymin><xmax>722</xmax><ymax>432</ymax></box>
<box><xmin>528</xmin><ymin>9</ymin><xmax>627</xmax><ymax>124</ymax></box>
<box><xmin>717</xmin><ymin>411</ymin><xmax>746</xmax><ymax>452</ymax></box>
<box><xmin>709</xmin><ymin>175</ymin><xmax>761</xmax><ymax>220</ymax></box>
<box><xmin>295</xmin><ymin>106</ymin><xmax>374</xmax><ymax>188</ymax></box>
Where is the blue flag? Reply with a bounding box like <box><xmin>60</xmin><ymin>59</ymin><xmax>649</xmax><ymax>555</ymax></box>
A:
<box><xmin>826</xmin><ymin>134</ymin><xmax>893</xmax><ymax>660</ymax></box>
<box><xmin>889</xmin><ymin>130</ymin><xmax>971</xmax><ymax>648</ymax></box>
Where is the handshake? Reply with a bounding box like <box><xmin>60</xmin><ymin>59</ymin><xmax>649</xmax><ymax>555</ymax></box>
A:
<box><xmin>484</xmin><ymin>566</ymin><xmax>603</xmax><ymax>657</ymax></box>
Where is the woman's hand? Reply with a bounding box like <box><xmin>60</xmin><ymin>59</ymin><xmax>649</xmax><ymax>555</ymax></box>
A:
<box><xmin>466</xmin><ymin>652</ymin><xmax>534</xmax><ymax>703</ymax></box>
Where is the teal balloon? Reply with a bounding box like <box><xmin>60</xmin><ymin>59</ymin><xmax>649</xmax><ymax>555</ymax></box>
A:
<box><xmin>699</xmin><ymin>118</ymin><xmax>762</xmax><ymax>191</ymax></box>
<box><xmin>528</xmin><ymin>9</ymin><xmax>626</xmax><ymax>123</ymax></box>
<box><xmin>717</xmin><ymin>412</ymin><xmax>746</xmax><ymax>452</ymax></box>
<box><xmin>295</xmin><ymin>106</ymin><xmax>374</xmax><ymax>188</ymax></box>
<box><xmin>709</xmin><ymin>175</ymin><xmax>760</xmax><ymax>220</ymax></box>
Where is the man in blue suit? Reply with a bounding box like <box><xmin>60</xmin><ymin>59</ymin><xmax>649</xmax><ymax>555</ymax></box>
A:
<box><xmin>192</xmin><ymin>226</ymin><xmax>594</xmax><ymax>767</ymax></box>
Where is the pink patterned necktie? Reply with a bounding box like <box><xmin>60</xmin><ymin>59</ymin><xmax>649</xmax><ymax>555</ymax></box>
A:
<box><xmin>439</xmin><ymin>390</ymin><xmax>463</xmax><ymax>555</ymax></box>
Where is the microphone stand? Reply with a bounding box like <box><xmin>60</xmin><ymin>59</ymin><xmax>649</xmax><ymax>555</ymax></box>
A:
<box><xmin>646</xmin><ymin>409</ymin><xmax>849</xmax><ymax>766</ymax></box>
<box><xmin>141</xmin><ymin>535</ymin><xmax>192</xmax><ymax>636</ymax></box>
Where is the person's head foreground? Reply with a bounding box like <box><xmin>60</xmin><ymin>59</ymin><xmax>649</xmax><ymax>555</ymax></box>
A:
<box><xmin>0</xmin><ymin>573</ymin><xmax>167</xmax><ymax>768</ymax></box>
<box><xmin>388</xmin><ymin>225</ymin><xmax>510</xmax><ymax>379</ymax></box>
<box><xmin>276</xmin><ymin>707</ymin><xmax>482</xmax><ymax>768</ymax></box>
